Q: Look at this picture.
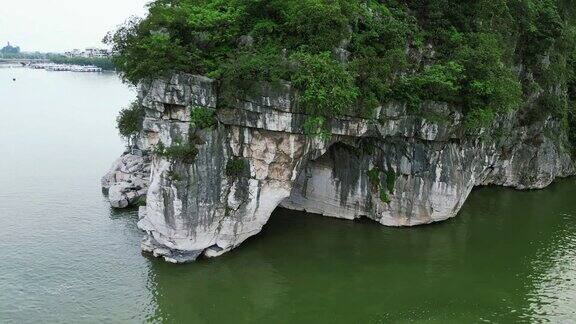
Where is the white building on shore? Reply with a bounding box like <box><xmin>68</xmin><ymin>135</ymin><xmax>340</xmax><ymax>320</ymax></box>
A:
<box><xmin>65</xmin><ymin>48</ymin><xmax>111</xmax><ymax>58</ymax></box>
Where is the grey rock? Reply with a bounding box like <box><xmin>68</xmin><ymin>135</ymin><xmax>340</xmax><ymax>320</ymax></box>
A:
<box><xmin>103</xmin><ymin>73</ymin><xmax>575</xmax><ymax>263</ymax></box>
<box><xmin>238</xmin><ymin>35</ymin><xmax>254</xmax><ymax>48</ymax></box>
<box><xmin>102</xmin><ymin>152</ymin><xmax>150</xmax><ymax>209</ymax></box>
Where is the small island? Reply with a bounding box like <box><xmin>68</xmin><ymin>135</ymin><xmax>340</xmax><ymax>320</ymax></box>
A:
<box><xmin>102</xmin><ymin>0</ymin><xmax>576</xmax><ymax>263</ymax></box>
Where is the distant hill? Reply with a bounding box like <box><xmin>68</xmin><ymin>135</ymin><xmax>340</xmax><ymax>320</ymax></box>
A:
<box><xmin>1</xmin><ymin>42</ymin><xmax>21</xmax><ymax>55</ymax></box>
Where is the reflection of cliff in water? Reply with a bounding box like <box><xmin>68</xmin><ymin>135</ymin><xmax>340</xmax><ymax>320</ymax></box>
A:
<box><xmin>516</xmin><ymin>180</ymin><xmax>576</xmax><ymax>322</ymax></box>
<box><xmin>142</xmin><ymin>179</ymin><xmax>576</xmax><ymax>322</ymax></box>
<box><xmin>146</xmin><ymin>240</ymin><xmax>287</xmax><ymax>323</ymax></box>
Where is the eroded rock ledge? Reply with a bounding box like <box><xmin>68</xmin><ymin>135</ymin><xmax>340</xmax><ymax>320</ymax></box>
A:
<box><xmin>103</xmin><ymin>73</ymin><xmax>574</xmax><ymax>263</ymax></box>
<box><xmin>102</xmin><ymin>148</ymin><xmax>150</xmax><ymax>208</ymax></box>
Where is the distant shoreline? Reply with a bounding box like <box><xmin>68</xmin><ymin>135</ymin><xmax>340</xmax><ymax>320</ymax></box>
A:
<box><xmin>47</xmin><ymin>55</ymin><xmax>114</xmax><ymax>71</ymax></box>
<box><xmin>0</xmin><ymin>62</ymin><xmax>117</xmax><ymax>75</ymax></box>
<box><xmin>0</xmin><ymin>55</ymin><xmax>114</xmax><ymax>71</ymax></box>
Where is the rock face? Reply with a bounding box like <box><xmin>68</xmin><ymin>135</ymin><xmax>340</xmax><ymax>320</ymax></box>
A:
<box><xmin>102</xmin><ymin>149</ymin><xmax>150</xmax><ymax>208</ymax></box>
<box><xmin>103</xmin><ymin>73</ymin><xmax>574</xmax><ymax>263</ymax></box>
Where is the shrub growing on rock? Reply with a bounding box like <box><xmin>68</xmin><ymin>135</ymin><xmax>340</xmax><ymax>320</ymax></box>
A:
<box><xmin>385</xmin><ymin>170</ymin><xmax>396</xmax><ymax>194</ymax></box>
<box><xmin>190</xmin><ymin>107</ymin><xmax>217</xmax><ymax>129</ymax></box>
<box><xmin>380</xmin><ymin>188</ymin><xmax>391</xmax><ymax>204</ymax></box>
<box><xmin>154</xmin><ymin>142</ymin><xmax>199</xmax><ymax>164</ymax></box>
<box><xmin>367</xmin><ymin>167</ymin><xmax>381</xmax><ymax>188</ymax></box>
<box><xmin>226</xmin><ymin>157</ymin><xmax>248</xmax><ymax>178</ymax></box>
<box><xmin>116</xmin><ymin>101</ymin><xmax>144</xmax><ymax>145</ymax></box>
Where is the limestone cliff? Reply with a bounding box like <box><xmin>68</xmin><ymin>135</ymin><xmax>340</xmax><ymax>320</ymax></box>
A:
<box><xmin>103</xmin><ymin>73</ymin><xmax>574</xmax><ymax>263</ymax></box>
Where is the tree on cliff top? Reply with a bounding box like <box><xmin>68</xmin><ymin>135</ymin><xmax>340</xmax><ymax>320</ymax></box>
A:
<box><xmin>105</xmin><ymin>0</ymin><xmax>576</xmax><ymax>134</ymax></box>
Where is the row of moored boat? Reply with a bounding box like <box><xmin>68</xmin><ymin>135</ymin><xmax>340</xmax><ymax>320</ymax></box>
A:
<box><xmin>29</xmin><ymin>63</ymin><xmax>103</xmax><ymax>72</ymax></box>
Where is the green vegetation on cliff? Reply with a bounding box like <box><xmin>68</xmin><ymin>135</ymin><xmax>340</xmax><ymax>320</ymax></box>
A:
<box><xmin>117</xmin><ymin>101</ymin><xmax>145</xmax><ymax>145</ymax></box>
<box><xmin>106</xmin><ymin>0</ymin><xmax>576</xmax><ymax>138</ymax></box>
<box><xmin>190</xmin><ymin>106</ymin><xmax>217</xmax><ymax>129</ymax></box>
<box><xmin>155</xmin><ymin>141</ymin><xmax>199</xmax><ymax>164</ymax></box>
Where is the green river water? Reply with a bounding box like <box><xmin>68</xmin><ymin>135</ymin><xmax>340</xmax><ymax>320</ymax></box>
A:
<box><xmin>0</xmin><ymin>67</ymin><xmax>575</xmax><ymax>323</ymax></box>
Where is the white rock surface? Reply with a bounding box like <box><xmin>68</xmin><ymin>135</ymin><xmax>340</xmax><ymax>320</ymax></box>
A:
<box><xmin>103</xmin><ymin>73</ymin><xmax>575</xmax><ymax>263</ymax></box>
<box><xmin>102</xmin><ymin>151</ymin><xmax>150</xmax><ymax>208</ymax></box>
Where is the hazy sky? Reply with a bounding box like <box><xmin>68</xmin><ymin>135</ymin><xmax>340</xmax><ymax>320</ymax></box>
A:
<box><xmin>0</xmin><ymin>0</ymin><xmax>150</xmax><ymax>53</ymax></box>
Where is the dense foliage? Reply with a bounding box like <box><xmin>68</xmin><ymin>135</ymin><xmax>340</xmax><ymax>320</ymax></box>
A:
<box><xmin>190</xmin><ymin>106</ymin><xmax>217</xmax><ymax>129</ymax></box>
<box><xmin>117</xmin><ymin>101</ymin><xmax>145</xmax><ymax>145</ymax></box>
<box><xmin>106</xmin><ymin>0</ymin><xmax>576</xmax><ymax>136</ymax></box>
